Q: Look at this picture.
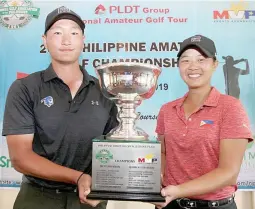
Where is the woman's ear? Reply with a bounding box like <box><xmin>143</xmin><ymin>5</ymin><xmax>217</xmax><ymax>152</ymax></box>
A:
<box><xmin>213</xmin><ymin>60</ymin><xmax>219</xmax><ymax>71</ymax></box>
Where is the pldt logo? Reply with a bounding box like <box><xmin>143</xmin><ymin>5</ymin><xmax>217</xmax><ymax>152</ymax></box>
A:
<box><xmin>109</xmin><ymin>5</ymin><xmax>140</xmax><ymax>14</ymax></box>
<box><xmin>95</xmin><ymin>4</ymin><xmax>140</xmax><ymax>15</ymax></box>
<box><xmin>95</xmin><ymin>4</ymin><xmax>106</xmax><ymax>15</ymax></box>
<box><xmin>213</xmin><ymin>0</ymin><xmax>255</xmax><ymax>22</ymax></box>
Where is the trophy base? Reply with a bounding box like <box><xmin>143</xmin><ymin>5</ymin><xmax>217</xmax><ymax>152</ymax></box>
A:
<box><xmin>87</xmin><ymin>191</ymin><xmax>165</xmax><ymax>202</ymax></box>
<box><xmin>90</xmin><ymin>137</ymin><xmax>163</xmax><ymax>202</ymax></box>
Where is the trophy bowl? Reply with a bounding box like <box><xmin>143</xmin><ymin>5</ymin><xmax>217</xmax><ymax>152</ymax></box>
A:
<box><xmin>96</xmin><ymin>62</ymin><xmax>161</xmax><ymax>140</ymax></box>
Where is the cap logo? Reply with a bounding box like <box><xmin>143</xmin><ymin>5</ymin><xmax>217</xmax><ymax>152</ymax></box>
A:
<box><xmin>58</xmin><ymin>6</ymin><xmax>70</xmax><ymax>14</ymax></box>
<box><xmin>191</xmin><ymin>36</ymin><xmax>201</xmax><ymax>42</ymax></box>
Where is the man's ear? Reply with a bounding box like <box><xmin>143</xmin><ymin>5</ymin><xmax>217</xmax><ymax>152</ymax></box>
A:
<box><xmin>42</xmin><ymin>34</ymin><xmax>48</xmax><ymax>51</ymax></box>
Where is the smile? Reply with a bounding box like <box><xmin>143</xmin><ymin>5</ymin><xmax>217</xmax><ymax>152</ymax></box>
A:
<box><xmin>188</xmin><ymin>74</ymin><xmax>201</xmax><ymax>78</ymax></box>
<box><xmin>59</xmin><ymin>49</ymin><xmax>74</xmax><ymax>52</ymax></box>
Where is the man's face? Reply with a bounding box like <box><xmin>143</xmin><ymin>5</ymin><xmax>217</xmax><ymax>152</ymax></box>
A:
<box><xmin>42</xmin><ymin>19</ymin><xmax>84</xmax><ymax>64</ymax></box>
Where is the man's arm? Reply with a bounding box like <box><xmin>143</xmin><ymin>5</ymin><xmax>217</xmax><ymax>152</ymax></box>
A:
<box><xmin>3</xmin><ymin>79</ymin><xmax>98</xmax><ymax>205</ymax></box>
<box><xmin>7</xmin><ymin>134</ymin><xmax>82</xmax><ymax>184</ymax></box>
<box><xmin>3</xmin><ymin>80</ymin><xmax>82</xmax><ymax>183</ymax></box>
<box><xmin>7</xmin><ymin>134</ymin><xmax>101</xmax><ymax>205</ymax></box>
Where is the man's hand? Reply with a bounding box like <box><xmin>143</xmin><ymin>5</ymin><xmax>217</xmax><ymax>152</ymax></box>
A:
<box><xmin>153</xmin><ymin>185</ymin><xmax>180</xmax><ymax>209</ymax></box>
<box><xmin>77</xmin><ymin>173</ymin><xmax>101</xmax><ymax>207</ymax></box>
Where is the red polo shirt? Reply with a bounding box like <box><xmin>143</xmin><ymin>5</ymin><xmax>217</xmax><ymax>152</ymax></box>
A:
<box><xmin>156</xmin><ymin>87</ymin><xmax>253</xmax><ymax>200</ymax></box>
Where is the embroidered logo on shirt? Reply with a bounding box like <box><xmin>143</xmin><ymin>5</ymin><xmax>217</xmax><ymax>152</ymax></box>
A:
<box><xmin>41</xmin><ymin>96</ymin><xmax>54</xmax><ymax>107</ymax></box>
<box><xmin>91</xmin><ymin>100</ymin><xmax>99</xmax><ymax>105</ymax></box>
<box><xmin>200</xmin><ymin>120</ymin><xmax>214</xmax><ymax>126</ymax></box>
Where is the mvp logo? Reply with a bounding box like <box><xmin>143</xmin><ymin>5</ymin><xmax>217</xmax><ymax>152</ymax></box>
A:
<box><xmin>213</xmin><ymin>10</ymin><xmax>255</xmax><ymax>20</ymax></box>
<box><xmin>138</xmin><ymin>158</ymin><xmax>157</xmax><ymax>163</ymax></box>
<box><xmin>138</xmin><ymin>154</ymin><xmax>158</xmax><ymax>163</ymax></box>
<box><xmin>213</xmin><ymin>1</ymin><xmax>255</xmax><ymax>21</ymax></box>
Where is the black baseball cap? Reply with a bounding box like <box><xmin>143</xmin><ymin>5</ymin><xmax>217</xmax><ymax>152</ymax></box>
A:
<box><xmin>177</xmin><ymin>35</ymin><xmax>217</xmax><ymax>58</ymax></box>
<box><xmin>44</xmin><ymin>6</ymin><xmax>85</xmax><ymax>34</ymax></box>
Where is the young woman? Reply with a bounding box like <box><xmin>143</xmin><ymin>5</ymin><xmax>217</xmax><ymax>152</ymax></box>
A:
<box><xmin>155</xmin><ymin>35</ymin><xmax>253</xmax><ymax>209</ymax></box>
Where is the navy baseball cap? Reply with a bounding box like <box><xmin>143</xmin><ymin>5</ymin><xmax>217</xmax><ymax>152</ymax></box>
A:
<box><xmin>44</xmin><ymin>6</ymin><xmax>85</xmax><ymax>34</ymax></box>
<box><xmin>177</xmin><ymin>35</ymin><xmax>217</xmax><ymax>58</ymax></box>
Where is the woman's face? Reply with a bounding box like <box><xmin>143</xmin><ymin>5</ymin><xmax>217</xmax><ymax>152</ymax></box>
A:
<box><xmin>178</xmin><ymin>48</ymin><xmax>218</xmax><ymax>89</ymax></box>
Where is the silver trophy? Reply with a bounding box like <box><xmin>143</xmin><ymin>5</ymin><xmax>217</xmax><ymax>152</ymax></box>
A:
<box><xmin>96</xmin><ymin>62</ymin><xmax>161</xmax><ymax>140</ymax></box>
<box><xmin>88</xmin><ymin>62</ymin><xmax>164</xmax><ymax>202</ymax></box>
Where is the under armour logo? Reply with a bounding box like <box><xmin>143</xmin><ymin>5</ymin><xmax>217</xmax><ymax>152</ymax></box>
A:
<box><xmin>91</xmin><ymin>100</ymin><xmax>99</xmax><ymax>105</ymax></box>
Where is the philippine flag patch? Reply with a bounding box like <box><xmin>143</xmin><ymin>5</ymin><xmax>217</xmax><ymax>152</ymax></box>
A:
<box><xmin>200</xmin><ymin>120</ymin><xmax>214</xmax><ymax>127</ymax></box>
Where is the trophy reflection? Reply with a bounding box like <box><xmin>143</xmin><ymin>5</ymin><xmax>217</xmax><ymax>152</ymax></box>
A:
<box><xmin>87</xmin><ymin>62</ymin><xmax>164</xmax><ymax>202</ymax></box>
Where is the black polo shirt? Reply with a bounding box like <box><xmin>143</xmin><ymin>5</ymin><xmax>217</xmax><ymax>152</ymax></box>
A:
<box><xmin>2</xmin><ymin>64</ymin><xmax>118</xmax><ymax>189</ymax></box>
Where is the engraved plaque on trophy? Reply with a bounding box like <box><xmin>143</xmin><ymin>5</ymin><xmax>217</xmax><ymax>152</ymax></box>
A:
<box><xmin>87</xmin><ymin>62</ymin><xmax>164</xmax><ymax>202</ymax></box>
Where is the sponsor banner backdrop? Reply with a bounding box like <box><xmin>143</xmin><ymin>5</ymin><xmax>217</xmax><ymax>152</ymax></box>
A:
<box><xmin>1</xmin><ymin>0</ymin><xmax>255</xmax><ymax>190</ymax></box>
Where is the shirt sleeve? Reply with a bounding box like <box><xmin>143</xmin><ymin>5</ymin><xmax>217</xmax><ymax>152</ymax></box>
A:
<box><xmin>2</xmin><ymin>79</ymin><xmax>35</xmax><ymax>136</ymax></box>
<box><xmin>220</xmin><ymin>99</ymin><xmax>253</xmax><ymax>142</ymax></box>
<box><xmin>103</xmin><ymin>102</ymin><xmax>119</xmax><ymax>135</ymax></box>
<box><xmin>155</xmin><ymin>104</ymin><xmax>165</xmax><ymax>135</ymax></box>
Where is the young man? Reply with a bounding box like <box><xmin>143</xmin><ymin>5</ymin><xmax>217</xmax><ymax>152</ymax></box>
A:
<box><xmin>2</xmin><ymin>6</ymin><xmax>118</xmax><ymax>209</ymax></box>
